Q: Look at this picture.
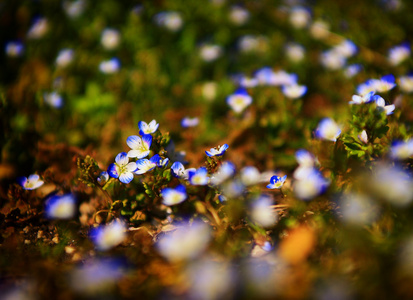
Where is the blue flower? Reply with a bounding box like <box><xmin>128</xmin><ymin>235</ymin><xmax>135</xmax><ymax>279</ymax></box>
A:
<box><xmin>107</xmin><ymin>152</ymin><xmax>137</xmax><ymax>184</ymax></box>
<box><xmin>161</xmin><ymin>184</ymin><xmax>187</xmax><ymax>206</ymax></box>
<box><xmin>90</xmin><ymin>219</ymin><xmax>127</xmax><ymax>251</ymax></box>
<box><xmin>134</xmin><ymin>154</ymin><xmax>160</xmax><ymax>175</ymax></box>
<box><xmin>99</xmin><ymin>58</ymin><xmax>120</xmax><ymax>74</ymax></box>
<box><xmin>390</xmin><ymin>139</ymin><xmax>413</xmax><ymax>160</ymax></box>
<box><xmin>344</xmin><ymin>64</ymin><xmax>362</xmax><ymax>78</ymax></box>
<box><xmin>349</xmin><ymin>91</ymin><xmax>375</xmax><ymax>105</ymax></box>
<box><xmin>210</xmin><ymin>161</ymin><xmax>236</xmax><ymax>185</ymax></box>
<box><xmin>44</xmin><ymin>92</ymin><xmax>63</xmax><ymax>108</ymax></box>
<box><xmin>227</xmin><ymin>88</ymin><xmax>252</xmax><ymax>113</ymax></box>
<box><xmin>388</xmin><ymin>42</ymin><xmax>410</xmax><ymax>66</ymax></box>
<box><xmin>138</xmin><ymin>120</ymin><xmax>159</xmax><ymax>135</ymax></box>
<box><xmin>171</xmin><ymin>161</ymin><xmax>194</xmax><ymax>179</ymax></box>
<box><xmin>374</xmin><ymin>95</ymin><xmax>395</xmax><ymax>115</ymax></box>
<box><xmin>45</xmin><ymin>193</ymin><xmax>76</xmax><ymax>219</ymax></box>
<box><xmin>315</xmin><ymin>118</ymin><xmax>341</xmax><ymax>142</ymax></box>
<box><xmin>18</xmin><ymin>174</ymin><xmax>44</xmax><ymax>190</ymax></box>
<box><xmin>97</xmin><ymin>171</ymin><xmax>109</xmax><ymax>185</ymax></box>
<box><xmin>293</xmin><ymin>169</ymin><xmax>330</xmax><ymax>200</ymax></box>
<box><xmin>281</xmin><ymin>84</ymin><xmax>307</xmax><ymax>99</ymax></box>
<box><xmin>188</xmin><ymin>167</ymin><xmax>209</xmax><ymax>185</ymax></box>
<box><xmin>157</xmin><ymin>157</ymin><xmax>169</xmax><ymax>167</ymax></box>
<box><xmin>5</xmin><ymin>41</ymin><xmax>24</xmax><ymax>57</ymax></box>
<box><xmin>267</xmin><ymin>175</ymin><xmax>287</xmax><ymax>189</ymax></box>
<box><xmin>205</xmin><ymin>144</ymin><xmax>229</xmax><ymax>157</ymax></box>
<box><xmin>126</xmin><ymin>134</ymin><xmax>152</xmax><ymax>159</ymax></box>
<box><xmin>181</xmin><ymin>117</ymin><xmax>199</xmax><ymax>128</ymax></box>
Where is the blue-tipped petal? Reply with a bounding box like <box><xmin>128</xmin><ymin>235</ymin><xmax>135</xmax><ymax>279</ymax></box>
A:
<box><xmin>119</xmin><ymin>172</ymin><xmax>134</xmax><ymax>184</ymax></box>
<box><xmin>382</xmin><ymin>74</ymin><xmax>395</xmax><ymax>83</ymax></box>
<box><xmin>141</xmin><ymin>134</ymin><xmax>153</xmax><ymax>147</ymax></box>
<box><xmin>17</xmin><ymin>176</ymin><xmax>27</xmax><ymax>187</ymax></box>
<box><xmin>107</xmin><ymin>163</ymin><xmax>119</xmax><ymax>178</ymax></box>
<box><xmin>126</xmin><ymin>135</ymin><xmax>141</xmax><ymax>149</ymax></box>
<box><xmin>115</xmin><ymin>152</ymin><xmax>128</xmax><ymax>166</ymax></box>
<box><xmin>150</xmin><ymin>154</ymin><xmax>161</xmax><ymax>164</ymax></box>
<box><xmin>175</xmin><ymin>184</ymin><xmax>186</xmax><ymax>194</ymax></box>
<box><xmin>171</xmin><ymin>162</ymin><xmax>185</xmax><ymax>177</ymax></box>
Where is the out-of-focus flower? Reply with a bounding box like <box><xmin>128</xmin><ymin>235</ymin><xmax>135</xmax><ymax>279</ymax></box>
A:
<box><xmin>202</xmin><ymin>81</ymin><xmax>218</xmax><ymax>101</ymax></box>
<box><xmin>154</xmin><ymin>11</ymin><xmax>183</xmax><ymax>32</ymax></box>
<box><xmin>320</xmin><ymin>50</ymin><xmax>346</xmax><ymax>70</ymax></box>
<box><xmin>374</xmin><ymin>95</ymin><xmax>395</xmax><ymax>115</ymax></box>
<box><xmin>91</xmin><ymin>219</ymin><xmax>127</xmax><ymax>251</ymax></box>
<box><xmin>210</xmin><ymin>161</ymin><xmax>235</xmax><ymax>185</ymax></box>
<box><xmin>188</xmin><ymin>167</ymin><xmax>209</xmax><ymax>185</ymax></box>
<box><xmin>389</xmin><ymin>139</ymin><xmax>413</xmax><ymax>160</ymax></box>
<box><xmin>294</xmin><ymin>149</ymin><xmax>318</xmax><ymax>180</ymax></box>
<box><xmin>227</xmin><ymin>88</ymin><xmax>252</xmax><ymax>113</ymax></box>
<box><xmin>267</xmin><ymin>175</ymin><xmax>287</xmax><ymax>189</ymax></box>
<box><xmin>27</xmin><ymin>18</ymin><xmax>48</xmax><ymax>39</ymax></box>
<box><xmin>285</xmin><ymin>43</ymin><xmax>305</xmax><ymax>63</ymax></box>
<box><xmin>358</xmin><ymin>130</ymin><xmax>368</xmax><ymax>144</ymax></box>
<box><xmin>181</xmin><ymin>117</ymin><xmax>199</xmax><ymax>128</ymax></box>
<box><xmin>186</xmin><ymin>258</ymin><xmax>234</xmax><ymax>300</ymax></box>
<box><xmin>18</xmin><ymin>174</ymin><xmax>44</xmax><ymax>190</ymax></box>
<box><xmin>45</xmin><ymin>193</ymin><xmax>76</xmax><ymax>219</ymax></box>
<box><xmin>294</xmin><ymin>169</ymin><xmax>330</xmax><ymax>200</ymax></box>
<box><xmin>349</xmin><ymin>91</ymin><xmax>375</xmax><ymax>105</ymax></box>
<box><xmin>97</xmin><ymin>171</ymin><xmax>109</xmax><ymax>186</ymax></box>
<box><xmin>138</xmin><ymin>120</ymin><xmax>159</xmax><ymax>135</ymax></box>
<box><xmin>126</xmin><ymin>134</ymin><xmax>152</xmax><ymax>159</ymax></box>
<box><xmin>371</xmin><ymin>165</ymin><xmax>413</xmax><ymax>206</ymax></box>
<box><xmin>315</xmin><ymin>118</ymin><xmax>341</xmax><ymax>141</ymax></box>
<box><xmin>250</xmin><ymin>195</ymin><xmax>278</xmax><ymax>227</ymax></box>
<box><xmin>134</xmin><ymin>154</ymin><xmax>160</xmax><ymax>175</ymax></box>
<box><xmin>229</xmin><ymin>5</ymin><xmax>249</xmax><ymax>26</ymax></box>
<box><xmin>333</xmin><ymin>40</ymin><xmax>357</xmax><ymax>58</ymax></box>
<box><xmin>358</xmin><ymin>74</ymin><xmax>396</xmax><ymax>95</ymax></box>
<box><xmin>289</xmin><ymin>6</ymin><xmax>311</xmax><ymax>29</ymax></box>
<box><xmin>388</xmin><ymin>43</ymin><xmax>410</xmax><ymax>66</ymax></box>
<box><xmin>157</xmin><ymin>221</ymin><xmax>211</xmax><ymax>261</ymax></box>
<box><xmin>107</xmin><ymin>152</ymin><xmax>137</xmax><ymax>184</ymax></box>
<box><xmin>399</xmin><ymin>74</ymin><xmax>413</xmax><ymax>93</ymax></box>
<box><xmin>44</xmin><ymin>92</ymin><xmax>63</xmax><ymax>108</ymax></box>
<box><xmin>70</xmin><ymin>258</ymin><xmax>126</xmax><ymax>295</ymax></box>
<box><xmin>161</xmin><ymin>184</ymin><xmax>187</xmax><ymax>206</ymax></box>
<box><xmin>199</xmin><ymin>44</ymin><xmax>223</xmax><ymax>62</ymax></box>
<box><xmin>310</xmin><ymin>20</ymin><xmax>330</xmax><ymax>40</ymax></box>
<box><xmin>157</xmin><ymin>157</ymin><xmax>169</xmax><ymax>167</ymax></box>
<box><xmin>5</xmin><ymin>41</ymin><xmax>24</xmax><ymax>57</ymax></box>
<box><xmin>63</xmin><ymin>0</ymin><xmax>86</xmax><ymax>18</ymax></box>
<box><xmin>240</xmin><ymin>166</ymin><xmax>261</xmax><ymax>186</ymax></box>
<box><xmin>344</xmin><ymin>64</ymin><xmax>362</xmax><ymax>78</ymax></box>
<box><xmin>238</xmin><ymin>75</ymin><xmax>259</xmax><ymax>88</ymax></box>
<box><xmin>56</xmin><ymin>48</ymin><xmax>74</xmax><ymax>68</ymax></box>
<box><xmin>205</xmin><ymin>144</ymin><xmax>229</xmax><ymax>157</ymax></box>
<box><xmin>282</xmin><ymin>84</ymin><xmax>307</xmax><ymax>99</ymax></box>
<box><xmin>338</xmin><ymin>193</ymin><xmax>379</xmax><ymax>226</ymax></box>
<box><xmin>99</xmin><ymin>58</ymin><xmax>120</xmax><ymax>74</ymax></box>
<box><xmin>238</xmin><ymin>35</ymin><xmax>268</xmax><ymax>53</ymax></box>
<box><xmin>101</xmin><ymin>29</ymin><xmax>120</xmax><ymax>50</ymax></box>
<box><xmin>221</xmin><ymin>179</ymin><xmax>244</xmax><ymax>198</ymax></box>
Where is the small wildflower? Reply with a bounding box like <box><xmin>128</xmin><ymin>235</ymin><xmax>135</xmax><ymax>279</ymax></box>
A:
<box><xmin>240</xmin><ymin>166</ymin><xmax>261</xmax><ymax>186</ymax></box>
<box><xmin>27</xmin><ymin>18</ymin><xmax>48</xmax><ymax>39</ymax></box>
<box><xmin>227</xmin><ymin>88</ymin><xmax>252</xmax><ymax>113</ymax></box>
<box><xmin>339</xmin><ymin>193</ymin><xmax>378</xmax><ymax>226</ymax></box>
<box><xmin>285</xmin><ymin>43</ymin><xmax>305</xmax><ymax>63</ymax></box>
<box><xmin>154</xmin><ymin>11</ymin><xmax>183</xmax><ymax>32</ymax></box>
<box><xmin>250</xmin><ymin>195</ymin><xmax>278</xmax><ymax>227</ymax></box>
<box><xmin>18</xmin><ymin>174</ymin><xmax>44</xmax><ymax>190</ymax></box>
<box><xmin>63</xmin><ymin>0</ymin><xmax>86</xmax><ymax>18</ymax></box>
<box><xmin>99</xmin><ymin>58</ymin><xmax>120</xmax><ymax>74</ymax></box>
<box><xmin>333</xmin><ymin>40</ymin><xmax>357</xmax><ymax>58</ymax></box>
<box><xmin>5</xmin><ymin>41</ymin><xmax>24</xmax><ymax>57</ymax></box>
<box><xmin>266</xmin><ymin>175</ymin><xmax>287</xmax><ymax>189</ymax></box>
<box><xmin>157</xmin><ymin>157</ymin><xmax>169</xmax><ymax>167</ymax></box>
<box><xmin>156</xmin><ymin>221</ymin><xmax>211</xmax><ymax>261</ymax></box>
<box><xmin>315</xmin><ymin>118</ymin><xmax>341</xmax><ymax>141</ymax></box>
<box><xmin>91</xmin><ymin>219</ymin><xmax>127</xmax><ymax>251</ymax></box>
<box><xmin>205</xmin><ymin>144</ymin><xmax>229</xmax><ymax>157</ymax></box>
<box><xmin>134</xmin><ymin>154</ymin><xmax>160</xmax><ymax>175</ymax></box>
<box><xmin>344</xmin><ymin>64</ymin><xmax>362</xmax><ymax>78</ymax></box>
<box><xmin>97</xmin><ymin>171</ymin><xmax>109</xmax><ymax>186</ymax></box>
<box><xmin>349</xmin><ymin>91</ymin><xmax>375</xmax><ymax>105</ymax></box>
<box><xmin>294</xmin><ymin>169</ymin><xmax>330</xmax><ymax>200</ymax></box>
<box><xmin>358</xmin><ymin>130</ymin><xmax>369</xmax><ymax>144</ymax></box>
<box><xmin>171</xmin><ymin>162</ymin><xmax>195</xmax><ymax>179</ymax></box>
<box><xmin>281</xmin><ymin>84</ymin><xmax>307</xmax><ymax>99</ymax></box>
<box><xmin>181</xmin><ymin>117</ymin><xmax>199</xmax><ymax>128</ymax></box>
<box><xmin>399</xmin><ymin>74</ymin><xmax>413</xmax><ymax>93</ymax></box>
<box><xmin>389</xmin><ymin>140</ymin><xmax>413</xmax><ymax>160</ymax></box>
<box><xmin>44</xmin><ymin>92</ymin><xmax>63</xmax><ymax>108</ymax></box>
<box><xmin>45</xmin><ymin>193</ymin><xmax>76</xmax><ymax>219</ymax></box>
<box><xmin>107</xmin><ymin>152</ymin><xmax>137</xmax><ymax>184</ymax></box>
<box><xmin>210</xmin><ymin>161</ymin><xmax>236</xmax><ymax>185</ymax></box>
<box><xmin>310</xmin><ymin>20</ymin><xmax>330</xmax><ymax>40</ymax></box>
<box><xmin>126</xmin><ymin>134</ymin><xmax>152</xmax><ymax>159</ymax></box>
<box><xmin>188</xmin><ymin>167</ymin><xmax>209</xmax><ymax>185</ymax></box>
<box><xmin>388</xmin><ymin>43</ymin><xmax>410</xmax><ymax>66</ymax></box>
<box><xmin>374</xmin><ymin>95</ymin><xmax>395</xmax><ymax>115</ymax></box>
<box><xmin>56</xmin><ymin>48</ymin><xmax>74</xmax><ymax>68</ymax></box>
<box><xmin>289</xmin><ymin>6</ymin><xmax>311</xmax><ymax>29</ymax></box>
<box><xmin>228</xmin><ymin>5</ymin><xmax>250</xmax><ymax>26</ymax></box>
<box><xmin>161</xmin><ymin>184</ymin><xmax>187</xmax><ymax>206</ymax></box>
<box><xmin>199</xmin><ymin>44</ymin><xmax>223</xmax><ymax>62</ymax></box>
<box><xmin>320</xmin><ymin>50</ymin><xmax>346</xmax><ymax>70</ymax></box>
<box><xmin>138</xmin><ymin>120</ymin><xmax>159</xmax><ymax>135</ymax></box>
<box><xmin>101</xmin><ymin>28</ymin><xmax>120</xmax><ymax>50</ymax></box>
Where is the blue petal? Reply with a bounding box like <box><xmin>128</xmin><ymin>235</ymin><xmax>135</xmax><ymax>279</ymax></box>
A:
<box><xmin>17</xmin><ymin>176</ymin><xmax>27</xmax><ymax>187</ymax></box>
<box><xmin>119</xmin><ymin>172</ymin><xmax>134</xmax><ymax>184</ymax></box>
<box><xmin>115</xmin><ymin>152</ymin><xmax>128</xmax><ymax>166</ymax></box>
<box><xmin>107</xmin><ymin>163</ymin><xmax>119</xmax><ymax>178</ymax></box>
<box><xmin>382</xmin><ymin>74</ymin><xmax>395</xmax><ymax>83</ymax></box>
<box><xmin>171</xmin><ymin>162</ymin><xmax>184</xmax><ymax>177</ymax></box>
<box><xmin>187</xmin><ymin>169</ymin><xmax>196</xmax><ymax>181</ymax></box>
<box><xmin>141</xmin><ymin>134</ymin><xmax>153</xmax><ymax>147</ymax></box>
<box><xmin>197</xmin><ymin>167</ymin><xmax>208</xmax><ymax>176</ymax></box>
<box><xmin>150</xmin><ymin>154</ymin><xmax>161</xmax><ymax>164</ymax></box>
<box><xmin>138</xmin><ymin>121</ymin><xmax>146</xmax><ymax>133</ymax></box>
<box><xmin>281</xmin><ymin>175</ymin><xmax>287</xmax><ymax>181</ymax></box>
<box><xmin>175</xmin><ymin>184</ymin><xmax>186</xmax><ymax>194</ymax></box>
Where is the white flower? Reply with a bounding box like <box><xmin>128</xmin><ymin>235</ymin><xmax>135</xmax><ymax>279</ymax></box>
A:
<box><xmin>161</xmin><ymin>184</ymin><xmax>187</xmax><ymax>206</ymax></box>
<box><xmin>126</xmin><ymin>134</ymin><xmax>152</xmax><ymax>159</ymax></box>
<box><xmin>45</xmin><ymin>193</ymin><xmax>76</xmax><ymax>219</ymax></box>
<box><xmin>18</xmin><ymin>174</ymin><xmax>44</xmax><ymax>190</ymax></box>
<box><xmin>289</xmin><ymin>7</ymin><xmax>311</xmax><ymax>29</ymax></box>
<box><xmin>91</xmin><ymin>219</ymin><xmax>127</xmax><ymax>251</ymax></box>
<box><xmin>101</xmin><ymin>29</ymin><xmax>121</xmax><ymax>50</ymax></box>
<box><xmin>99</xmin><ymin>58</ymin><xmax>120</xmax><ymax>74</ymax></box>
<box><xmin>281</xmin><ymin>84</ymin><xmax>307</xmax><ymax>99</ymax></box>
<box><xmin>228</xmin><ymin>6</ymin><xmax>250</xmax><ymax>26</ymax></box>
<box><xmin>200</xmin><ymin>44</ymin><xmax>223</xmax><ymax>62</ymax></box>
<box><xmin>227</xmin><ymin>89</ymin><xmax>252</xmax><ymax>113</ymax></box>
<box><xmin>399</xmin><ymin>75</ymin><xmax>413</xmax><ymax>93</ymax></box>
<box><xmin>138</xmin><ymin>120</ymin><xmax>159</xmax><ymax>135</ymax></box>
<box><xmin>56</xmin><ymin>48</ymin><xmax>74</xmax><ymax>68</ymax></box>
<box><xmin>315</xmin><ymin>118</ymin><xmax>341</xmax><ymax>141</ymax></box>
<box><xmin>285</xmin><ymin>43</ymin><xmax>305</xmax><ymax>63</ymax></box>
<box><xmin>251</xmin><ymin>195</ymin><xmax>278</xmax><ymax>227</ymax></box>
<box><xmin>27</xmin><ymin>18</ymin><xmax>48</xmax><ymax>39</ymax></box>
<box><xmin>388</xmin><ymin>44</ymin><xmax>410</xmax><ymax>66</ymax></box>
